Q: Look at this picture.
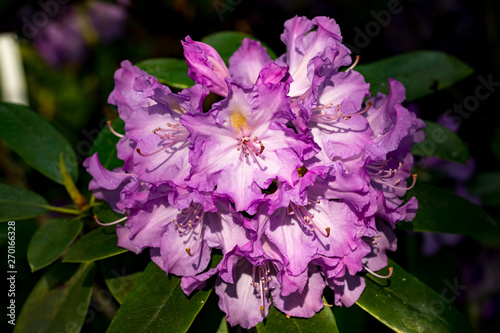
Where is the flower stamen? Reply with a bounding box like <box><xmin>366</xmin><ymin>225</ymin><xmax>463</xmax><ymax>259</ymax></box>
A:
<box><xmin>346</xmin><ymin>55</ymin><xmax>360</xmax><ymax>71</ymax></box>
<box><xmin>107</xmin><ymin>120</ymin><xmax>124</xmax><ymax>138</ymax></box>
<box><xmin>93</xmin><ymin>214</ymin><xmax>127</xmax><ymax>226</ymax></box>
<box><xmin>288</xmin><ymin>202</ymin><xmax>330</xmax><ymax>238</ymax></box>
<box><xmin>364</xmin><ymin>266</ymin><xmax>394</xmax><ymax>279</ymax></box>
<box><xmin>237</xmin><ymin>135</ymin><xmax>265</xmax><ymax>159</ymax></box>
<box><xmin>172</xmin><ymin>203</ymin><xmax>205</xmax><ymax>257</ymax></box>
<box><xmin>310</xmin><ymin>102</ymin><xmax>371</xmax><ymax>123</ymax></box>
<box><xmin>250</xmin><ymin>261</ymin><xmax>272</xmax><ymax>317</ymax></box>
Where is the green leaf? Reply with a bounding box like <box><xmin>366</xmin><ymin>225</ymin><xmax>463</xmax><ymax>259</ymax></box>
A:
<box><xmin>89</xmin><ymin>117</ymin><xmax>124</xmax><ymax>170</ymax></box>
<box><xmin>0</xmin><ymin>183</ymin><xmax>48</xmax><ymax>222</ymax></box>
<box><xmin>27</xmin><ymin>218</ymin><xmax>82</xmax><ymax>272</ymax></box>
<box><xmin>0</xmin><ymin>102</ymin><xmax>78</xmax><ymax>184</ymax></box>
<box><xmin>136</xmin><ymin>58</ymin><xmax>194</xmax><ymax>89</ymax></box>
<box><xmin>100</xmin><ymin>252</ymin><xmax>148</xmax><ymax>304</ymax></box>
<box><xmin>63</xmin><ymin>226</ymin><xmax>127</xmax><ymax>262</ymax></box>
<box><xmin>469</xmin><ymin>226</ymin><xmax>500</xmax><ymax>248</ymax></box>
<box><xmin>398</xmin><ymin>182</ymin><xmax>497</xmax><ymax>234</ymax></box>
<box><xmin>491</xmin><ymin>136</ymin><xmax>500</xmax><ymax>161</ymax></box>
<box><xmin>256</xmin><ymin>299</ymin><xmax>339</xmax><ymax>333</ymax></box>
<box><xmin>412</xmin><ymin>121</ymin><xmax>470</xmax><ymax>164</ymax></box>
<box><xmin>216</xmin><ymin>317</ymin><xmax>229</xmax><ymax>333</ymax></box>
<box><xmin>469</xmin><ymin>172</ymin><xmax>500</xmax><ymax>207</ymax></box>
<box><xmin>107</xmin><ymin>261</ymin><xmax>213</xmax><ymax>333</ymax></box>
<box><xmin>357</xmin><ymin>259</ymin><xmax>474</xmax><ymax>332</ymax></box>
<box><xmin>201</xmin><ymin>31</ymin><xmax>278</xmax><ymax>65</ymax></box>
<box><xmin>356</xmin><ymin>51</ymin><xmax>473</xmax><ymax>101</ymax></box>
<box><xmin>14</xmin><ymin>262</ymin><xmax>96</xmax><ymax>333</ymax></box>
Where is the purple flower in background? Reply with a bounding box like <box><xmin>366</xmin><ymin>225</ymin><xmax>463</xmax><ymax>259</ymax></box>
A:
<box><xmin>31</xmin><ymin>1</ymin><xmax>128</xmax><ymax>67</ymax></box>
<box><xmin>86</xmin><ymin>15</ymin><xmax>424</xmax><ymax>329</ymax></box>
<box><xmin>33</xmin><ymin>7</ymin><xmax>87</xmax><ymax>67</ymax></box>
<box><xmin>89</xmin><ymin>1</ymin><xmax>128</xmax><ymax>43</ymax></box>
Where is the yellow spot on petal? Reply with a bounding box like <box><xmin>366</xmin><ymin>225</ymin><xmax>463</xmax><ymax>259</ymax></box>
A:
<box><xmin>229</xmin><ymin>107</ymin><xmax>248</xmax><ymax>130</ymax></box>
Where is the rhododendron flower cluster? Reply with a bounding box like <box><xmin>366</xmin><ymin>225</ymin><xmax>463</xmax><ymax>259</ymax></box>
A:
<box><xmin>85</xmin><ymin>16</ymin><xmax>424</xmax><ymax>328</ymax></box>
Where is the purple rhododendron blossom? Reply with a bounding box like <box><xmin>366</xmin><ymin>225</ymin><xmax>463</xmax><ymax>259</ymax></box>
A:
<box><xmin>85</xmin><ymin>15</ymin><xmax>423</xmax><ymax>329</ymax></box>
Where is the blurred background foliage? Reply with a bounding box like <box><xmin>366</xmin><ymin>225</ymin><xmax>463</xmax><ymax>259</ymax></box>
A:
<box><xmin>1</xmin><ymin>0</ymin><xmax>499</xmax><ymax>332</ymax></box>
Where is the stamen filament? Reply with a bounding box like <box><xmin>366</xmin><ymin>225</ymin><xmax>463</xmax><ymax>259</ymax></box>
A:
<box><xmin>373</xmin><ymin>174</ymin><xmax>417</xmax><ymax>191</ymax></box>
<box><xmin>94</xmin><ymin>214</ymin><xmax>127</xmax><ymax>226</ymax></box>
<box><xmin>136</xmin><ymin>145</ymin><xmax>169</xmax><ymax>157</ymax></box>
<box><xmin>346</xmin><ymin>55</ymin><xmax>360</xmax><ymax>71</ymax></box>
<box><xmin>107</xmin><ymin>120</ymin><xmax>124</xmax><ymax>138</ymax></box>
<box><xmin>365</xmin><ymin>266</ymin><xmax>394</xmax><ymax>279</ymax></box>
<box><xmin>289</xmin><ymin>202</ymin><xmax>330</xmax><ymax>238</ymax></box>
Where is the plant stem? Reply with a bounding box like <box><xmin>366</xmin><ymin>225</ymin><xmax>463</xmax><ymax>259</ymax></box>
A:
<box><xmin>43</xmin><ymin>205</ymin><xmax>82</xmax><ymax>215</ymax></box>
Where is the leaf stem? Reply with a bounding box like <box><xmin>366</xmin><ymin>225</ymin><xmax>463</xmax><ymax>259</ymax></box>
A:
<box><xmin>43</xmin><ymin>205</ymin><xmax>82</xmax><ymax>215</ymax></box>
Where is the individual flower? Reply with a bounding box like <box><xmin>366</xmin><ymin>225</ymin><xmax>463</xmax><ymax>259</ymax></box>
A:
<box><xmin>181</xmin><ymin>80</ymin><xmax>316</xmax><ymax>212</ymax></box>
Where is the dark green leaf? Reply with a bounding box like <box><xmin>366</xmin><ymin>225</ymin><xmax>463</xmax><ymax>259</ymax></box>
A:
<box><xmin>491</xmin><ymin>136</ymin><xmax>500</xmax><ymax>161</ymax></box>
<box><xmin>63</xmin><ymin>226</ymin><xmax>127</xmax><ymax>262</ymax></box>
<box><xmin>136</xmin><ymin>58</ymin><xmax>194</xmax><ymax>89</ymax></box>
<box><xmin>201</xmin><ymin>31</ymin><xmax>277</xmax><ymax>65</ymax></box>
<box><xmin>0</xmin><ymin>102</ymin><xmax>78</xmax><ymax>184</ymax></box>
<box><xmin>14</xmin><ymin>262</ymin><xmax>96</xmax><ymax>333</ymax></box>
<box><xmin>356</xmin><ymin>51</ymin><xmax>473</xmax><ymax>101</ymax></box>
<box><xmin>469</xmin><ymin>226</ymin><xmax>500</xmax><ymax>248</ymax></box>
<box><xmin>100</xmin><ymin>252</ymin><xmax>148</xmax><ymax>304</ymax></box>
<box><xmin>469</xmin><ymin>172</ymin><xmax>500</xmax><ymax>206</ymax></box>
<box><xmin>412</xmin><ymin>121</ymin><xmax>470</xmax><ymax>164</ymax></box>
<box><xmin>89</xmin><ymin>117</ymin><xmax>124</xmax><ymax>170</ymax></box>
<box><xmin>357</xmin><ymin>259</ymin><xmax>474</xmax><ymax>332</ymax></box>
<box><xmin>107</xmin><ymin>261</ymin><xmax>212</xmax><ymax>333</ymax></box>
<box><xmin>0</xmin><ymin>183</ymin><xmax>48</xmax><ymax>222</ymax></box>
<box><xmin>28</xmin><ymin>218</ymin><xmax>82</xmax><ymax>272</ymax></box>
<box><xmin>256</xmin><ymin>299</ymin><xmax>339</xmax><ymax>333</ymax></box>
<box><xmin>399</xmin><ymin>182</ymin><xmax>497</xmax><ymax>234</ymax></box>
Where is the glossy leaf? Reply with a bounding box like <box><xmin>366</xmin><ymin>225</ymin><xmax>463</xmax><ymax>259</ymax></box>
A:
<box><xmin>89</xmin><ymin>117</ymin><xmax>124</xmax><ymax>170</ymax></box>
<box><xmin>106</xmin><ymin>261</ymin><xmax>213</xmax><ymax>333</ymax></box>
<box><xmin>356</xmin><ymin>51</ymin><xmax>473</xmax><ymax>101</ymax></box>
<box><xmin>63</xmin><ymin>226</ymin><xmax>127</xmax><ymax>262</ymax></box>
<box><xmin>357</xmin><ymin>259</ymin><xmax>474</xmax><ymax>332</ymax></box>
<box><xmin>399</xmin><ymin>182</ymin><xmax>497</xmax><ymax>234</ymax></box>
<box><xmin>14</xmin><ymin>262</ymin><xmax>96</xmax><ymax>333</ymax></box>
<box><xmin>0</xmin><ymin>183</ymin><xmax>48</xmax><ymax>222</ymax></box>
<box><xmin>412</xmin><ymin>121</ymin><xmax>470</xmax><ymax>164</ymax></box>
<box><xmin>256</xmin><ymin>298</ymin><xmax>339</xmax><ymax>333</ymax></box>
<box><xmin>201</xmin><ymin>31</ymin><xmax>277</xmax><ymax>65</ymax></box>
<box><xmin>100</xmin><ymin>252</ymin><xmax>147</xmax><ymax>304</ymax></box>
<box><xmin>27</xmin><ymin>218</ymin><xmax>82</xmax><ymax>272</ymax></box>
<box><xmin>136</xmin><ymin>58</ymin><xmax>194</xmax><ymax>89</ymax></box>
<box><xmin>0</xmin><ymin>102</ymin><xmax>78</xmax><ymax>184</ymax></box>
